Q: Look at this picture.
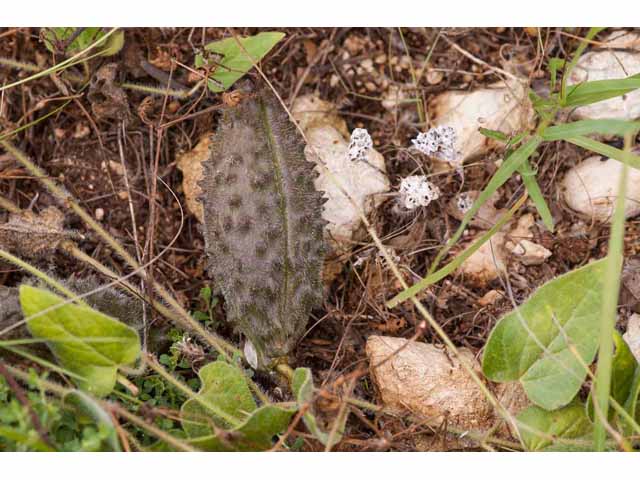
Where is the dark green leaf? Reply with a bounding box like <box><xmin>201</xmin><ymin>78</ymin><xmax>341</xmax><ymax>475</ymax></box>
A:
<box><xmin>181</xmin><ymin>361</ymin><xmax>295</xmax><ymax>451</ymax></box>
<box><xmin>41</xmin><ymin>28</ymin><xmax>124</xmax><ymax>57</ymax></box>
<box><xmin>587</xmin><ymin>331</ymin><xmax>638</xmax><ymax>422</ymax></box>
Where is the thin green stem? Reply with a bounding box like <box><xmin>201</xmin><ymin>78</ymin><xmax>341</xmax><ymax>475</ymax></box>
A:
<box><xmin>560</xmin><ymin>27</ymin><xmax>605</xmax><ymax>102</ymax></box>
<box><xmin>0</xmin><ymin>248</ymin><xmax>88</xmax><ymax>306</ymax></box>
<box><xmin>593</xmin><ymin>133</ymin><xmax>630</xmax><ymax>450</ymax></box>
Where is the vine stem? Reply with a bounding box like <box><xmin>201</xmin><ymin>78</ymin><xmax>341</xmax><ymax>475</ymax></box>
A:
<box><xmin>0</xmin><ymin>248</ymin><xmax>88</xmax><ymax>306</ymax></box>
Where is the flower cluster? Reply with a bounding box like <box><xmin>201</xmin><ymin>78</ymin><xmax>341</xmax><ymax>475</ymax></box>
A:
<box><xmin>347</xmin><ymin>128</ymin><xmax>373</xmax><ymax>162</ymax></box>
<box><xmin>399</xmin><ymin>175</ymin><xmax>440</xmax><ymax>210</ymax></box>
<box><xmin>412</xmin><ymin>125</ymin><xmax>459</xmax><ymax>165</ymax></box>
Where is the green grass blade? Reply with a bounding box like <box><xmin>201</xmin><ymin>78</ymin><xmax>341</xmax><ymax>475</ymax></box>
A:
<box><xmin>560</xmin><ymin>27</ymin><xmax>606</xmax><ymax>101</ymax></box>
<box><xmin>566</xmin><ymin>136</ymin><xmax>640</xmax><ymax>169</ymax></box>
<box><xmin>593</xmin><ymin>154</ymin><xmax>628</xmax><ymax>450</ymax></box>
<box><xmin>387</xmin><ymin>194</ymin><xmax>527</xmax><ymax>308</ymax></box>
<box><xmin>425</xmin><ymin>136</ymin><xmax>542</xmax><ymax>277</ymax></box>
<box><xmin>519</xmin><ymin>159</ymin><xmax>554</xmax><ymax>231</ymax></box>
<box><xmin>564</xmin><ymin>74</ymin><xmax>640</xmax><ymax>107</ymax></box>
<box><xmin>543</xmin><ymin>120</ymin><xmax>640</xmax><ymax>141</ymax></box>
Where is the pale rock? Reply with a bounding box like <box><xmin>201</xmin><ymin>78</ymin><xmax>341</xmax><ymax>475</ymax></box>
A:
<box><xmin>458</xmin><ymin>233</ymin><xmax>506</xmax><ymax>286</ymax></box>
<box><xmin>562</xmin><ymin>154</ymin><xmax>640</xmax><ymax>222</ymax></box>
<box><xmin>292</xmin><ymin>95</ymin><xmax>390</xmax><ymax>254</ymax></box>
<box><xmin>568</xmin><ymin>31</ymin><xmax>640</xmax><ymax>121</ymax></box>
<box><xmin>477</xmin><ymin>289</ymin><xmax>502</xmax><ymax>307</ymax></box>
<box><xmin>509</xmin><ymin>239</ymin><xmax>552</xmax><ymax>266</ymax></box>
<box><xmin>291</xmin><ymin>94</ymin><xmax>349</xmax><ymax>138</ymax></box>
<box><xmin>623</xmin><ymin>313</ymin><xmax>640</xmax><ymax>363</ymax></box>
<box><xmin>430</xmin><ymin>79</ymin><xmax>534</xmax><ymax>165</ymax></box>
<box><xmin>366</xmin><ymin>336</ymin><xmax>494</xmax><ymax>430</ymax></box>
<box><xmin>304</xmin><ymin>125</ymin><xmax>390</xmax><ymax>252</ymax></box>
<box><xmin>504</xmin><ymin>213</ymin><xmax>552</xmax><ymax>265</ymax></box>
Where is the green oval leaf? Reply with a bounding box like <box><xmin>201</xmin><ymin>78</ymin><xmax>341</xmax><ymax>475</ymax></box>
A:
<box><xmin>20</xmin><ymin>285</ymin><xmax>140</xmax><ymax>397</ymax></box>
<box><xmin>181</xmin><ymin>361</ymin><xmax>295</xmax><ymax>451</ymax></box>
<box><xmin>202</xmin><ymin>32</ymin><xmax>285</xmax><ymax>92</ymax></box>
<box><xmin>517</xmin><ymin>402</ymin><xmax>593</xmax><ymax>451</ymax></box>
<box><xmin>482</xmin><ymin>259</ymin><xmax>606</xmax><ymax>410</ymax></box>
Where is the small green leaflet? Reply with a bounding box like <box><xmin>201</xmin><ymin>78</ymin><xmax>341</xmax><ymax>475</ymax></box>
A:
<box><xmin>199</xmin><ymin>32</ymin><xmax>285</xmax><ymax>92</ymax></box>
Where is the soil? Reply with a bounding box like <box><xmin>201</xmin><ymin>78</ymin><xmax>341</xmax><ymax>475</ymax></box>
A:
<box><xmin>1</xmin><ymin>27</ymin><xmax>639</xmax><ymax>451</ymax></box>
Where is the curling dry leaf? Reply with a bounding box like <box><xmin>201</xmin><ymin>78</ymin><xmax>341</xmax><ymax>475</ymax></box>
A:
<box><xmin>0</xmin><ymin>207</ymin><xmax>74</xmax><ymax>259</ymax></box>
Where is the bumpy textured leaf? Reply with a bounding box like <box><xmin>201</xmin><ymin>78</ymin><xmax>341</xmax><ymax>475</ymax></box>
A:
<box><xmin>482</xmin><ymin>259</ymin><xmax>606</xmax><ymax>410</ymax></box>
<box><xmin>201</xmin><ymin>85</ymin><xmax>325</xmax><ymax>366</ymax></box>
<box><xmin>20</xmin><ymin>285</ymin><xmax>140</xmax><ymax>396</ymax></box>
<box><xmin>292</xmin><ymin>367</ymin><xmax>345</xmax><ymax>449</ymax></box>
<box><xmin>181</xmin><ymin>361</ymin><xmax>295</xmax><ymax>451</ymax></box>
<box><xmin>517</xmin><ymin>402</ymin><xmax>593</xmax><ymax>451</ymax></box>
<box><xmin>202</xmin><ymin>32</ymin><xmax>285</xmax><ymax>92</ymax></box>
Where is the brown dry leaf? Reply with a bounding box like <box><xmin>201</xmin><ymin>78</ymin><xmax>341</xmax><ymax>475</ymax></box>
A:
<box><xmin>176</xmin><ymin>135</ymin><xmax>212</xmax><ymax>223</ymax></box>
<box><xmin>0</xmin><ymin>206</ymin><xmax>74</xmax><ymax>259</ymax></box>
<box><xmin>148</xmin><ymin>47</ymin><xmax>173</xmax><ymax>71</ymax></box>
<box><xmin>88</xmin><ymin>63</ymin><xmax>130</xmax><ymax>121</ymax></box>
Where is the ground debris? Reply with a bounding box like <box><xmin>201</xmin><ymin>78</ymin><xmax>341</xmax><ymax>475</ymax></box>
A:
<box><xmin>88</xmin><ymin>63</ymin><xmax>131</xmax><ymax>121</ymax></box>
<box><xmin>0</xmin><ymin>206</ymin><xmax>75</xmax><ymax>259</ymax></box>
